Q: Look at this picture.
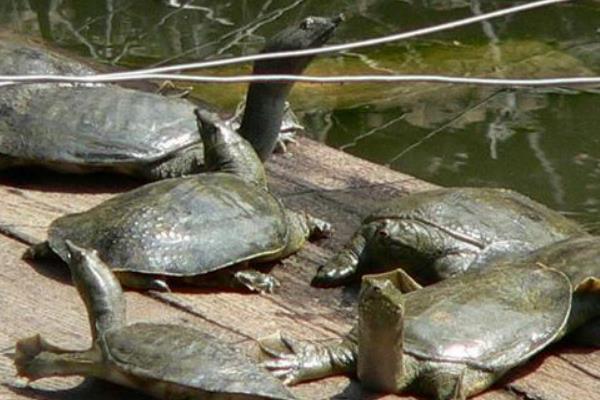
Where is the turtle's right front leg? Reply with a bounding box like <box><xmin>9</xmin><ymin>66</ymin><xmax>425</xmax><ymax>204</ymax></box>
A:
<box><xmin>259</xmin><ymin>331</ymin><xmax>357</xmax><ymax>384</ymax></box>
<box><xmin>15</xmin><ymin>335</ymin><xmax>100</xmax><ymax>381</ymax></box>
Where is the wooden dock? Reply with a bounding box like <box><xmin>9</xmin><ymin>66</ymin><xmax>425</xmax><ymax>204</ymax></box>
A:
<box><xmin>0</xmin><ymin>137</ymin><xmax>598</xmax><ymax>399</ymax></box>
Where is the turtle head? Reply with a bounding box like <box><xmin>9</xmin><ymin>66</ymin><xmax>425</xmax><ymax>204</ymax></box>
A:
<box><xmin>195</xmin><ymin>108</ymin><xmax>240</xmax><ymax>150</ymax></box>
<box><xmin>358</xmin><ymin>270</ymin><xmax>408</xmax><ymax>393</ymax></box>
<box><xmin>239</xmin><ymin>15</ymin><xmax>341</xmax><ymax>161</ymax></box>
<box><xmin>195</xmin><ymin>108</ymin><xmax>267</xmax><ymax>186</ymax></box>
<box><xmin>254</xmin><ymin>14</ymin><xmax>343</xmax><ymax>76</ymax></box>
<box><xmin>313</xmin><ymin>218</ymin><xmax>431</xmax><ymax>287</ymax></box>
<box><xmin>64</xmin><ymin>240</ymin><xmax>126</xmax><ymax>341</ymax></box>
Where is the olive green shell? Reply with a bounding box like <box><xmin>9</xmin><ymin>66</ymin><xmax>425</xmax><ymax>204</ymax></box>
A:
<box><xmin>368</xmin><ymin>187</ymin><xmax>585</xmax><ymax>247</ymax></box>
<box><xmin>47</xmin><ymin>174</ymin><xmax>289</xmax><ymax>276</ymax></box>
<box><xmin>515</xmin><ymin>235</ymin><xmax>600</xmax><ymax>287</ymax></box>
<box><xmin>0</xmin><ymin>39</ymin><xmax>198</xmax><ymax>169</ymax></box>
<box><xmin>104</xmin><ymin>323</ymin><xmax>295</xmax><ymax>399</ymax></box>
<box><xmin>402</xmin><ymin>265</ymin><xmax>571</xmax><ymax>370</ymax></box>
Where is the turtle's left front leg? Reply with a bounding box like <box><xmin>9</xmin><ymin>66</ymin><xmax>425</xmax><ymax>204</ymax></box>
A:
<box><xmin>185</xmin><ymin>265</ymin><xmax>280</xmax><ymax>294</ymax></box>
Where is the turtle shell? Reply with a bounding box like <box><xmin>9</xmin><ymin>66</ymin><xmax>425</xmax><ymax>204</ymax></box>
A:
<box><xmin>367</xmin><ymin>187</ymin><xmax>586</xmax><ymax>248</ymax></box>
<box><xmin>103</xmin><ymin>323</ymin><xmax>296</xmax><ymax>400</ymax></box>
<box><xmin>47</xmin><ymin>174</ymin><xmax>289</xmax><ymax>276</ymax></box>
<box><xmin>0</xmin><ymin>39</ymin><xmax>198</xmax><ymax>170</ymax></box>
<box><xmin>520</xmin><ymin>236</ymin><xmax>600</xmax><ymax>287</ymax></box>
<box><xmin>0</xmin><ymin>86</ymin><xmax>198</xmax><ymax>168</ymax></box>
<box><xmin>402</xmin><ymin>264</ymin><xmax>571</xmax><ymax>371</ymax></box>
<box><xmin>0</xmin><ymin>38</ymin><xmax>97</xmax><ymax>76</ymax></box>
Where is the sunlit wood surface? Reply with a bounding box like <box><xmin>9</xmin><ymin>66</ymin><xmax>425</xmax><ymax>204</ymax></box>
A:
<box><xmin>0</xmin><ymin>138</ymin><xmax>598</xmax><ymax>400</ymax></box>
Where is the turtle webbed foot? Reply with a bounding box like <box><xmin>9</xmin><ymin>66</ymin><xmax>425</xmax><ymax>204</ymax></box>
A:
<box><xmin>259</xmin><ymin>333</ymin><xmax>338</xmax><ymax>385</ymax></box>
<box><xmin>234</xmin><ymin>270</ymin><xmax>280</xmax><ymax>294</ymax></box>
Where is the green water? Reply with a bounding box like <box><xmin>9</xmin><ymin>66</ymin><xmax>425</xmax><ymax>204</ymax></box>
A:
<box><xmin>2</xmin><ymin>0</ymin><xmax>600</xmax><ymax>227</ymax></box>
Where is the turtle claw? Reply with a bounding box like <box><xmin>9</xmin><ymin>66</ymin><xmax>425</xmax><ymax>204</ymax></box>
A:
<box><xmin>274</xmin><ymin>132</ymin><xmax>298</xmax><ymax>154</ymax></box>
<box><xmin>156</xmin><ymin>80</ymin><xmax>192</xmax><ymax>98</ymax></box>
<box><xmin>307</xmin><ymin>216</ymin><xmax>333</xmax><ymax>240</ymax></box>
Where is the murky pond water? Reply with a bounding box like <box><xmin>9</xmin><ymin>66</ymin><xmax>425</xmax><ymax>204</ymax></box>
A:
<box><xmin>1</xmin><ymin>0</ymin><xmax>599</xmax><ymax>227</ymax></box>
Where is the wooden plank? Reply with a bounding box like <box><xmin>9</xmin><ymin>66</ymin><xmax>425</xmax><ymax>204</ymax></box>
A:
<box><xmin>507</xmin><ymin>347</ymin><xmax>600</xmax><ymax>400</ymax></box>
<box><xmin>0</xmin><ymin>138</ymin><xmax>597</xmax><ymax>400</ymax></box>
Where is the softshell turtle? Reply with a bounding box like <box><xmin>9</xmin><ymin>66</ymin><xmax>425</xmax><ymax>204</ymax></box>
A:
<box><xmin>15</xmin><ymin>241</ymin><xmax>297</xmax><ymax>400</ymax></box>
<box><xmin>0</xmin><ymin>15</ymin><xmax>341</xmax><ymax>179</ymax></box>
<box><xmin>27</xmin><ymin>109</ymin><xmax>330</xmax><ymax>292</ymax></box>
<box><xmin>313</xmin><ymin>187</ymin><xmax>587</xmax><ymax>287</ymax></box>
<box><xmin>260</xmin><ymin>239</ymin><xmax>600</xmax><ymax>399</ymax></box>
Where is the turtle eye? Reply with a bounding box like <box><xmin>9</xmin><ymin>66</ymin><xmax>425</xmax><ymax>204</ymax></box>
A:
<box><xmin>301</xmin><ymin>17</ymin><xmax>315</xmax><ymax>30</ymax></box>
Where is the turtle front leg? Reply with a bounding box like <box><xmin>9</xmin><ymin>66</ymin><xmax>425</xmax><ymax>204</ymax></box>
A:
<box><xmin>15</xmin><ymin>335</ymin><xmax>100</xmax><ymax>381</ymax></box>
<box><xmin>260</xmin><ymin>332</ymin><xmax>357</xmax><ymax>384</ymax></box>
<box><xmin>232</xmin><ymin>270</ymin><xmax>280</xmax><ymax>293</ymax></box>
<box><xmin>312</xmin><ymin>226</ymin><xmax>370</xmax><ymax>287</ymax></box>
<box><xmin>143</xmin><ymin>144</ymin><xmax>205</xmax><ymax>180</ymax></box>
<box><xmin>273</xmin><ymin>102</ymin><xmax>304</xmax><ymax>154</ymax></box>
<box><xmin>305</xmin><ymin>214</ymin><xmax>333</xmax><ymax>241</ymax></box>
<box><xmin>229</xmin><ymin>100</ymin><xmax>303</xmax><ymax>155</ymax></box>
<box><xmin>184</xmin><ymin>267</ymin><xmax>280</xmax><ymax>294</ymax></box>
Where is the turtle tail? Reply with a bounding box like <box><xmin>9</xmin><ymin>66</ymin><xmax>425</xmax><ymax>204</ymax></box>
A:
<box><xmin>64</xmin><ymin>241</ymin><xmax>126</xmax><ymax>342</ymax></box>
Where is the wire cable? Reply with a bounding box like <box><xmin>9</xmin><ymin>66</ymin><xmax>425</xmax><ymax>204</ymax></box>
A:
<box><xmin>0</xmin><ymin>0</ymin><xmax>570</xmax><ymax>84</ymax></box>
<box><xmin>1</xmin><ymin>73</ymin><xmax>598</xmax><ymax>88</ymax></box>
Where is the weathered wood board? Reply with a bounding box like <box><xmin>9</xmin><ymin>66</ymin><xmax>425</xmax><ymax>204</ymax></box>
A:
<box><xmin>0</xmin><ymin>138</ymin><xmax>598</xmax><ymax>400</ymax></box>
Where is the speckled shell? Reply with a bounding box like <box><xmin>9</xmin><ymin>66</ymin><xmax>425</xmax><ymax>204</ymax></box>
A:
<box><xmin>104</xmin><ymin>323</ymin><xmax>296</xmax><ymax>399</ymax></box>
<box><xmin>0</xmin><ymin>39</ymin><xmax>198</xmax><ymax>169</ymax></box>
<box><xmin>402</xmin><ymin>265</ymin><xmax>571</xmax><ymax>370</ymax></box>
<box><xmin>0</xmin><ymin>38</ymin><xmax>97</xmax><ymax>76</ymax></box>
<box><xmin>367</xmin><ymin>187</ymin><xmax>586</xmax><ymax>248</ymax></box>
<box><xmin>47</xmin><ymin>173</ymin><xmax>289</xmax><ymax>275</ymax></box>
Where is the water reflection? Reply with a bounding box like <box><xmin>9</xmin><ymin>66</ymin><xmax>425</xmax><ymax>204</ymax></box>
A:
<box><xmin>1</xmin><ymin>0</ymin><xmax>599</xmax><ymax>227</ymax></box>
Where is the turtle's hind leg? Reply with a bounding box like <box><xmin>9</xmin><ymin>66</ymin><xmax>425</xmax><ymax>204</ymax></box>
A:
<box><xmin>15</xmin><ymin>335</ymin><xmax>100</xmax><ymax>381</ymax></box>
